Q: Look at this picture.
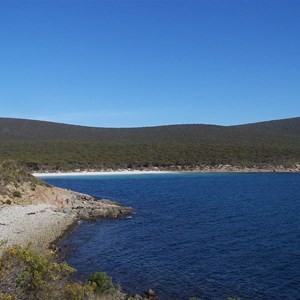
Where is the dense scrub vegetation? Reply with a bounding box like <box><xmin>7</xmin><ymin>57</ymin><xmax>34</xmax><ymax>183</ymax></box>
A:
<box><xmin>0</xmin><ymin>244</ymin><xmax>122</xmax><ymax>300</ymax></box>
<box><xmin>0</xmin><ymin>161</ymin><xmax>42</xmax><ymax>205</ymax></box>
<box><xmin>0</xmin><ymin>161</ymin><xmax>39</xmax><ymax>185</ymax></box>
<box><xmin>0</xmin><ymin>117</ymin><xmax>299</xmax><ymax>170</ymax></box>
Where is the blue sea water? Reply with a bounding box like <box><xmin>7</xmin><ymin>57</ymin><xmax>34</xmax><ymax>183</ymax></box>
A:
<box><xmin>44</xmin><ymin>173</ymin><xmax>300</xmax><ymax>299</ymax></box>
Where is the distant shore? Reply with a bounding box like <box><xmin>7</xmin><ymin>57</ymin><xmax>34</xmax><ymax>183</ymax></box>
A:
<box><xmin>32</xmin><ymin>170</ymin><xmax>175</xmax><ymax>177</ymax></box>
<box><xmin>32</xmin><ymin>165</ymin><xmax>300</xmax><ymax>177</ymax></box>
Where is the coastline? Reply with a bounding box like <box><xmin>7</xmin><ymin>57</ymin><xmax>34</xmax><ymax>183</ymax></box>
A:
<box><xmin>32</xmin><ymin>165</ymin><xmax>300</xmax><ymax>177</ymax></box>
<box><xmin>7</xmin><ymin>166</ymin><xmax>294</xmax><ymax>249</ymax></box>
<box><xmin>32</xmin><ymin>170</ymin><xmax>175</xmax><ymax>177</ymax></box>
<box><xmin>2</xmin><ymin>165</ymin><xmax>299</xmax><ymax>299</ymax></box>
<box><xmin>3</xmin><ymin>166</ymin><xmax>297</xmax><ymax>254</ymax></box>
<box><xmin>0</xmin><ymin>169</ymin><xmax>152</xmax><ymax>298</ymax></box>
<box><xmin>0</xmin><ymin>168</ymin><xmax>133</xmax><ymax>254</ymax></box>
<box><xmin>4</xmin><ymin>166</ymin><xmax>295</xmax><ymax>250</ymax></box>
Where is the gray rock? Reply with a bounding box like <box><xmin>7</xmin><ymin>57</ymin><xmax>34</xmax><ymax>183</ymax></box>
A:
<box><xmin>62</xmin><ymin>208</ymin><xmax>72</xmax><ymax>214</ymax></box>
<box><xmin>76</xmin><ymin>209</ymin><xmax>90</xmax><ymax>220</ymax></box>
<box><xmin>146</xmin><ymin>289</ymin><xmax>156</xmax><ymax>297</ymax></box>
<box><xmin>145</xmin><ymin>289</ymin><xmax>158</xmax><ymax>299</ymax></box>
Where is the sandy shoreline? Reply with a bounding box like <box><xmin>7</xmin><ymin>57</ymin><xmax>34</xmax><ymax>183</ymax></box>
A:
<box><xmin>32</xmin><ymin>166</ymin><xmax>300</xmax><ymax>177</ymax></box>
<box><xmin>32</xmin><ymin>170</ymin><xmax>175</xmax><ymax>177</ymax></box>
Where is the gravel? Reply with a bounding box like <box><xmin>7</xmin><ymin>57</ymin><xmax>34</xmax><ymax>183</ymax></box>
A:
<box><xmin>0</xmin><ymin>204</ymin><xmax>76</xmax><ymax>252</ymax></box>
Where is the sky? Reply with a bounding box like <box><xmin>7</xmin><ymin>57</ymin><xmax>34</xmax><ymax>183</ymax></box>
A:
<box><xmin>0</xmin><ymin>0</ymin><xmax>299</xmax><ymax>128</ymax></box>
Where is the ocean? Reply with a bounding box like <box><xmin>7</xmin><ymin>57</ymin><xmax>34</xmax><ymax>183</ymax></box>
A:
<box><xmin>44</xmin><ymin>173</ymin><xmax>300</xmax><ymax>299</ymax></box>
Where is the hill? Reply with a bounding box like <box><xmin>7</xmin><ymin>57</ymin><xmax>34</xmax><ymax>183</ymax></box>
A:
<box><xmin>0</xmin><ymin>117</ymin><xmax>299</xmax><ymax>170</ymax></box>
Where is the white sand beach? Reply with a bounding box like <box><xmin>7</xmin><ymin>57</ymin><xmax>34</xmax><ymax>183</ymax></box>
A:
<box><xmin>32</xmin><ymin>170</ymin><xmax>174</xmax><ymax>177</ymax></box>
<box><xmin>32</xmin><ymin>165</ymin><xmax>300</xmax><ymax>178</ymax></box>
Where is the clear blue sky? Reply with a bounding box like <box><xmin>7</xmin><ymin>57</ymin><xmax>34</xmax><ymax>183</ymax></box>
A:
<box><xmin>1</xmin><ymin>0</ymin><xmax>299</xmax><ymax>127</ymax></box>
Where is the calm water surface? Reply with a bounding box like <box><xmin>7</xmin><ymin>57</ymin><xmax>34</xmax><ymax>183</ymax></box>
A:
<box><xmin>44</xmin><ymin>173</ymin><xmax>300</xmax><ymax>299</ymax></box>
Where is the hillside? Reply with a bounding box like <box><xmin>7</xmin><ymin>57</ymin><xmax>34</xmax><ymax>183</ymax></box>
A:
<box><xmin>0</xmin><ymin>117</ymin><xmax>299</xmax><ymax>170</ymax></box>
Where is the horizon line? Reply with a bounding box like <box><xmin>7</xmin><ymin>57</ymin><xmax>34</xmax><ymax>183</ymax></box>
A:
<box><xmin>1</xmin><ymin>115</ymin><xmax>299</xmax><ymax>129</ymax></box>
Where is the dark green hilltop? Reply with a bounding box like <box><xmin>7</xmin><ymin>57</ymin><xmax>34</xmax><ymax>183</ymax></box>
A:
<box><xmin>0</xmin><ymin>117</ymin><xmax>299</xmax><ymax>171</ymax></box>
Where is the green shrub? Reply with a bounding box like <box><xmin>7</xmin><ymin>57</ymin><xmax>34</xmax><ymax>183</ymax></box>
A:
<box><xmin>0</xmin><ymin>240</ymin><xmax>7</xmax><ymax>248</ymax></box>
<box><xmin>12</xmin><ymin>191</ymin><xmax>21</xmax><ymax>198</ymax></box>
<box><xmin>0</xmin><ymin>246</ymin><xmax>75</xmax><ymax>299</ymax></box>
<box><xmin>0</xmin><ymin>293</ymin><xmax>15</xmax><ymax>300</ymax></box>
<box><xmin>0</xmin><ymin>246</ymin><xmax>122</xmax><ymax>300</ymax></box>
<box><xmin>0</xmin><ymin>160</ymin><xmax>39</xmax><ymax>184</ymax></box>
<box><xmin>65</xmin><ymin>282</ymin><xmax>95</xmax><ymax>300</ymax></box>
<box><xmin>87</xmin><ymin>272</ymin><xmax>114</xmax><ymax>294</ymax></box>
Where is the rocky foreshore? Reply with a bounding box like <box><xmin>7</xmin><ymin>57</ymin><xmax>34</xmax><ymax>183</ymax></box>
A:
<box><xmin>0</xmin><ymin>162</ymin><xmax>161</xmax><ymax>300</ymax></box>
<box><xmin>0</xmin><ymin>161</ymin><xmax>133</xmax><ymax>253</ymax></box>
<box><xmin>0</xmin><ymin>199</ymin><xmax>133</xmax><ymax>253</ymax></box>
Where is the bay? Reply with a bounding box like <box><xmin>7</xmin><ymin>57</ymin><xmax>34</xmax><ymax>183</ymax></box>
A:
<box><xmin>44</xmin><ymin>173</ymin><xmax>300</xmax><ymax>299</ymax></box>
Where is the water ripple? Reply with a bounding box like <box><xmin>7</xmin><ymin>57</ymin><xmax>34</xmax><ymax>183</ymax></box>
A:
<box><xmin>46</xmin><ymin>173</ymin><xmax>300</xmax><ymax>299</ymax></box>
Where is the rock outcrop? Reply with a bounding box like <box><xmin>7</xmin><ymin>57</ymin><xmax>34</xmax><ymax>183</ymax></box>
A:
<box><xmin>0</xmin><ymin>160</ymin><xmax>133</xmax><ymax>221</ymax></box>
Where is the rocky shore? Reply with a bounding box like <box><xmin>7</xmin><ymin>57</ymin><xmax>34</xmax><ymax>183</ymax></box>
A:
<box><xmin>0</xmin><ymin>162</ymin><xmax>161</xmax><ymax>299</ymax></box>
<box><xmin>0</xmin><ymin>161</ymin><xmax>133</xmax><ymax>253</ymax></box>
<box><xmin>0</xmin><ymin>199</ymin><xmax>133</xmax><ymax>254</ymax></box>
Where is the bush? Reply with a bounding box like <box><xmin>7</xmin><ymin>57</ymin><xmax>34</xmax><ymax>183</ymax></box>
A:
<box><xmin>0</xmin><ymin>293</ymin><xmax>15</xmax><ymax>300</ymax></box>
<box><xmin>65</xmin><ymin>282</ymin><xmax>95</xmax><ymax>300</ymax></box>
<box><xmin>0</xmin><ymin>246</ymin><xmax>75</xmax><ymax>299</ymax></box>
<box><xmin>3</xmin><ymin>200</ymin><xmax>11</xmax><ymax>205</ymax></box>
<box><xmin>12</xmin><ymin>191</ymin><xmax>21</xmax><ymax>198</ymax></box>
<box><xmin>87</xmin><ymin>272</ymin><xmax>115</xmax><ymax>294</ymax></box>
<box><xmin>0</xmin><ymin>246</ymin><xmax>121</xmax><ymax>300</ymax></box>
<box><xmin>0</xmin><ymin>160</ymin><xmax>39</xmax><ymax>185</ymax></box>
